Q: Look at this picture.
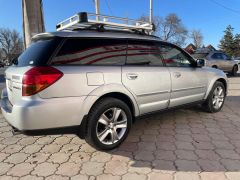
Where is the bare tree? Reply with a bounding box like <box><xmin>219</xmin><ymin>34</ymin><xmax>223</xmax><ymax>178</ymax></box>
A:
<box><xmin>190</xmin><ymin>29</ymin><xmax>203</xmax><ymax>48</ymax></box>
<box><xmin>0</xmin><ymin>28</ymin><xmax>24</xmax><ymax>64</ymax></box>
<box><xmin>138</xmin><ymin>13</ymin><xmax>188</xmax><ymax>47</ymax></box>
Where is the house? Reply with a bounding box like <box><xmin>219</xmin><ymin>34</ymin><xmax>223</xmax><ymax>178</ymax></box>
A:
<box><xmin>185</xmin><ymin>44</ymin><xmax>216</xmax><ymax>54</ymax></box>
<box><xmin>185</xmin><ymin>43</ymin><xmax>196</xmax><ymax>54</ymax></box>
<box><xmin>206</xmin><ymin>44</ymin><xmax>216</xmax><ymax>51</ymax></box>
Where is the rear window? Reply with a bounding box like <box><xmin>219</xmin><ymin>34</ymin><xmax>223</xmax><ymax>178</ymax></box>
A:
<box><xmin>15</xmin><ymin>38</ymin><xmax>61</xmax><ymax>67</ymax></box>
<box><xmin>51</xmin><ymin>38</ymin><xmax>127</xmax><ymax>65</ymax></box>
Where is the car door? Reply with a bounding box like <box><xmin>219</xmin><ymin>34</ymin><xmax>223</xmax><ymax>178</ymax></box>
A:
<box><xmin>210</xmin><ymin>53</ymin><xmax>227</xmax><ymax>70</ymax></box>
<box><xmin>221</xmin><ymin>53</ymin><xmax>234</xmax><ymax>71</ymax></box>
<box><xmin>161</xmin><ymin>43</ymin><xmax>208</xmax><ymax>107</ymax></box>
<box><xmin>122</xmin><ymin>40</ymin><xmax>171</xmax><ymax>115</ymax></box>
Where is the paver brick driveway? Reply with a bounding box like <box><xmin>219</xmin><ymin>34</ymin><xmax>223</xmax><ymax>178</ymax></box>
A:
<box><xmin>0</xmin><ymin>76</ymin><xmax>240</xmax><ymax>180</ymax></box>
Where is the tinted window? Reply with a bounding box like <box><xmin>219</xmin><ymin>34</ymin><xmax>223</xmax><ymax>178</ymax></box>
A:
<box><xmin>222</xmin><ymin>54</ymin><xmax>231</xmax><ymax>60</ymax></box>
<box><xmin>211</xmin><ymin>53</ymin><xmax>223</xmax><ymax>60</ymax></box>
<box><xmin>51</xmin><ymin>38</ymin><xmax>127</xmax><ymax>65</ymax></box>
<box><xmin>160</xmin><ymin>44</ymin><xmax>193</xmax><ymax>67</ymax></box>
<box><xmin>126</xmin><ymin>40</ymin><xmax>163</xmax><ymax>66</ymax></box>
<box><xmin>16</xmin><ymin>38</ymin><xmax>61</xmax><ymax>67</ymax></box>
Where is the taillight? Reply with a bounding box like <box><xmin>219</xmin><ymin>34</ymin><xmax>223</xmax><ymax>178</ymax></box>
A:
<box><xmin>22</xmin><ymin>66</ymin><xmax>63</xmax><ymax>96</ymax></box>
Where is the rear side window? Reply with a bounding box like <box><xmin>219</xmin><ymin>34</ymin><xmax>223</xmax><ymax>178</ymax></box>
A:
<box><xmin>16</xmin><ymin>38</ymin><xmax>61</xmax><ymax>67</ymax></box>
<box><xmin>211</xmin><ymin>53</ymin><xmax>223</xmax><ymax>60</ymax></box>
<box><xmin>126</xmin><ymin>40</ymin><xmax>163</xmax><ymax>66</ymax></box>
<box><xmin>51</xmin><ymin>38</ymin><xmax>127</xmax><ymax>65</ymax></box>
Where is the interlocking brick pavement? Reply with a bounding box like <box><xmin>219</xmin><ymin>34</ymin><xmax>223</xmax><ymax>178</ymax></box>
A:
<box><xmin>0</xmin><ymin>76</ymin><xmax>240</xmax><ymax>179</ymax></box>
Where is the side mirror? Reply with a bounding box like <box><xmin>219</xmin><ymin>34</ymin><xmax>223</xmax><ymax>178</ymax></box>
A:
<box><xmin>196</xmin><ymin>59</ymin><xmax>205</xmax><ymax>67</ymax></box>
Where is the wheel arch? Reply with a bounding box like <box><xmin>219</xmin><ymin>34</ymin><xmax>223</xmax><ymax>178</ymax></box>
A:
<box><xmin>81</xmin><ymin>84</ymin><xmax>140</xmax><ymax>118</ymax></box>
<box><xmin>95</xmin><ymin>92</ymin><xmax>136</xmax><ymax>118</ymax></box>
<box><xmin>79</xmin><ymin>90</ymin><xmax>139</xmax><ymax>137</ymax></box>
<box><xmin>233</xmin><ymin>64</ymin><xmax>239</xmax><ymax>70</ymax></box>
<box><xmin>204</xmin><ymin>77</ymin><xmax>228</xmax><ymax>99</ymax></box>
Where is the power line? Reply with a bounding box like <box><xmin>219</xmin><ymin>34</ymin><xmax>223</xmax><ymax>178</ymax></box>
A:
<box><xmin>105</xmin><ymin>0</ymin><xmax>114</xmax><ymax>16</ymax></box>
<box><xmin>209</xmin><ymin>0</ymin><xmax>240</xmax><ymax>15</ymax></box>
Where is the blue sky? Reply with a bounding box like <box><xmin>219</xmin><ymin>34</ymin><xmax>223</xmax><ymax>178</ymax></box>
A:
<box><xmin>1</xmin><ymin>0</ymin><xmax>240</xmax><ymax>48</ymax></box>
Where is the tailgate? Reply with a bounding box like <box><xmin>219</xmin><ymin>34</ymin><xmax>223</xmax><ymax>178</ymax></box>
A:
<box><xmin>5</xmin><ymin>66</ymin><xmax>32</xmax><ymax>105</ymax></box>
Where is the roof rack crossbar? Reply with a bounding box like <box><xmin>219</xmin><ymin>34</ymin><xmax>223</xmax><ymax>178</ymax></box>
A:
<box><xmin>56</xmin><ymin>12</ymin><xmax>154</xmax><ymax>34</ymax></box>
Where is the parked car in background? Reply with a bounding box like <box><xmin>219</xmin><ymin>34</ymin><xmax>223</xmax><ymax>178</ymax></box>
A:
<box><xmin>192</xmin><ymin>51</ymin><xmax>239</xmax><ymax>76</ymax></box>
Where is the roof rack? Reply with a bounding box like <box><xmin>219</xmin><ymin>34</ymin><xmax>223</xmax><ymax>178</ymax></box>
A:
<box><xmin>56</xmin><ymin>12</ymin><xmax>155</xmax><ymax>35</ymax></box>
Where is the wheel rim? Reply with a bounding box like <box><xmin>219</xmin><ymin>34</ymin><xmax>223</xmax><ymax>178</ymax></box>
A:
<box><xmin>96</xmin><ymin>107</ymin><xmax>128</xmax><ymax>145</ymax></box>
<box><xmin>212</xmin><ymin>86</ymin><xmax>225</xmax><ymax>109</ymax></box>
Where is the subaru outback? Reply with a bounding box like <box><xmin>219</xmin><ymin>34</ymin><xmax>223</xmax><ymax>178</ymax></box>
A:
<box><xmin>1</xmin><ymin>26</ymin><xmax>228</xmax><ymax>150</ymax></box>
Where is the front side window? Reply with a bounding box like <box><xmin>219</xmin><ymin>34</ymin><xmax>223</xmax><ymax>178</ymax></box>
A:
<box><xmin>126</xmin><ymin>40</ymin><xmax>163</xmax><ymax>66</ymax></box>
<box><xmin>222</xmin><ymin>54</ymin><xmax>231</xmax><ymax>60</ymax></box>
<box><xmin>160</xmin><ymin>44</ymin><xmax>193</xmax><ymax>67</ymax></box>
<box><xmin>51</xmin><ymin>38</ymin><xmax>127</xmax><ymax>65</ymax></box>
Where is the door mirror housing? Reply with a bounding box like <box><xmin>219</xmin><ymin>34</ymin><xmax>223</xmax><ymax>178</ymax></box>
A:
<box><xmin>196</xmin><ymin>59</ymin><xmax>205</xmax><ymax>67</ymax></box>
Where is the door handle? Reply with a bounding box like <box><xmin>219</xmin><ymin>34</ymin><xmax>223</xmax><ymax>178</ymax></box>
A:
<box><xmin>127</xmin><ymin>73</ymin><xmax>138</xmax><ymax>80</ymax></box>
<box><xmin>173</xmin><ymin>72</ymin><xmax>181</xmax><ymax>78</ymax></box>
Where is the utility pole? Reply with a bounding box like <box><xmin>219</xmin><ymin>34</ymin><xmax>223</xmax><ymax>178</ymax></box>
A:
<box><xmin>149</xmin><ymin>0</ymin><xmax>153</xmax><ymax>24</ymax></box>
<box><xmin>95</xmin><ymin>0</ymin><xmax>100</xmax><ymax>21</ymax></box>
<box><xmin>22</xmin><ymin>0</ymin><xmax>45</xmax><ymax>48</ymax></box>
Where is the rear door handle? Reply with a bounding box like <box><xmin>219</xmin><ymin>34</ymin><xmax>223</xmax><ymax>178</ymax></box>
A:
<box><xmin>173</xmin><ymin>72</ymin><xmax>181</xmax><ymax>78</ymax></box>
<box><xmin>127</xmin><ymin>73</ymin><xmax>138</xmax><ymax>80</ymax></box>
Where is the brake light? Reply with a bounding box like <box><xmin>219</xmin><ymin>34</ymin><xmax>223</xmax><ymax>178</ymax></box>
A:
<box><xmin>22</xmin><ymin>66</ymin><xmax>63</xmax><ymax>96</ymax></box>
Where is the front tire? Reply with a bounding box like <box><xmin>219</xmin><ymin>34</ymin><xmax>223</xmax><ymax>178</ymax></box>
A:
<box><xmin>203</xmin><ymin>81</ymin><xmax>226</xmax><ymax>113</ymax></box>
<box><xmin>85</xmin><ymin>97</ymin><xmax>132</xmax><ymax>150</ymax></box>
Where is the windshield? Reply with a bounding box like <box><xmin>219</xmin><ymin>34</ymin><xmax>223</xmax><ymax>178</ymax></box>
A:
<box><xmin>15</xmin><ymin>37</ymin><xmax>62</xmax><ymax>67</ymax></box>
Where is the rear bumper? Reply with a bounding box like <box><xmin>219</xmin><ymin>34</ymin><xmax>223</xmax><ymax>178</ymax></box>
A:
<box><xmin>1</xmin><ymin>88</ymin><xmax>87</xmax><ymax>131</ymax></box>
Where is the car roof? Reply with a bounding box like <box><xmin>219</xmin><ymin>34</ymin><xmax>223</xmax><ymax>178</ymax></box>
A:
<box><xmin>32</xmin><ymin>30</ymin><xmax>162</xmax><ymax>42</ymax></box>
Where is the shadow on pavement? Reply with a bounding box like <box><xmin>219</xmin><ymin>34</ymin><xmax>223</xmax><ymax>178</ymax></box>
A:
<box><xmin>113</xmin><ymin>96</ymin><xmax>240</xmax><ymax>172</ymax></box>
<box><xmin>18</xmin><ymin>95</ymin><xmax>240</xmax><ymax>172</ymax></box>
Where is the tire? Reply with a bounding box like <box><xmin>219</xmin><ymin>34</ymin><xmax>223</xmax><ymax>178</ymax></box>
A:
<box><xmin>203</xmin><ymin>81</ymin><xmax>226</xmax><ymax>113</ymax></box>
<box><xmin>212</xmin><ymin>65</ymin><xmax>218</xmax><ymax>69</ymax></box>
<box><xmin>231</xmin><ymin>65</ymin><xmax>238</xmax><ymax>76</ymax></box>
<box><xmin>85</xmin><ymin>97</ymin><xmax>132</xmax><ymax>150</ymax></box>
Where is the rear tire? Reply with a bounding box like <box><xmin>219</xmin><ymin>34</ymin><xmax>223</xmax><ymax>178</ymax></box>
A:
<box><xmin>85</xmin><ymin>97</ymin><xmax>132</xmax><ymax>150</ymax></box>
<box><xmin>231</xmin><ymin>65</ymin><xmax>238</xmax><ymax>76</ymax></box>
<box><xmin>202</xmin><ymin>81</ymin><xmax>226</xmax><ymax>113</ymax></box>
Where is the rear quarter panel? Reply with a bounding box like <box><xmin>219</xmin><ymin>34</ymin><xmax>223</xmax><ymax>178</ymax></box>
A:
<box><xmin>38</xmin><ymin>65</ymin><xmax>140</xmax><ymax>116</ymax></box>
<box><xmin>38</xmin><ymin>66</ymin><xmax>122</xmax><ymax>98</ymax></box>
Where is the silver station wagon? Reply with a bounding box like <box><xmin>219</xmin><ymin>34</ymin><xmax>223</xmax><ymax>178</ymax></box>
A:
<box><xmin>193</xmin><ymin>51</ymin><xmax>239</xmax><ymax>76</ymax></box>
<box><xmin>1</xmin><ymin>13</ymin><xmax>228</xmax><ymax>150</ymax></box>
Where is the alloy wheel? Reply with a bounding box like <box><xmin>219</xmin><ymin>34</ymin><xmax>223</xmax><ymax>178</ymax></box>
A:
<box><xmin>96</xmin><ymin>107</ymin><xmax>128</xmax><ymax>145</ymax></box>
<box><xmin>212</xmin><ymin>86</ymin><xmax>225</xmax><ymax>109</ymax></box>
